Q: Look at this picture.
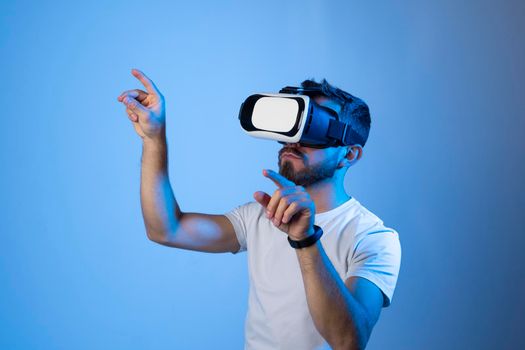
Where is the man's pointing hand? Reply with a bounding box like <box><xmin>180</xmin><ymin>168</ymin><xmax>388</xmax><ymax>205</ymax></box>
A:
<box><xmin>254</xmin><ymin>169</ymin><xmax>315</xmax><ymax>241</ymax></box>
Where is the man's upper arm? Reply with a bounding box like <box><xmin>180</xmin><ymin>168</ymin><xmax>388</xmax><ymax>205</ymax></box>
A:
<box><xmin>344</xmin><ymin>276</ymin><xmax>384</xmax><ymax>333</ymax></box>
<box><xmin>154</xmin><ymin>212</ymin><xmax>240</xmax><ymax>254</ymax></box>
<box><xmin>153</xmin><ymin>201</ymin><xmax>252</xmax><ymax>253</ymax></box>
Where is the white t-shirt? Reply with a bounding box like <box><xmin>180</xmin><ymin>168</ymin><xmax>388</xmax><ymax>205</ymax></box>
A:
<box><xmin>224</xmin><ymin>196</ymin><xmax>401</xmax><ymax>350</ymax></box>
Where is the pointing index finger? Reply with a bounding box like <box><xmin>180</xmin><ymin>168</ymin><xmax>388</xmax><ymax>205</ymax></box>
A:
<box><xmin>263</xmin><ymin>169</ymin><xmax>296</xmax><ymax>188</ymax></box>
<box><xmin>131</xmin><ymin>68</ymin><xmax>161</xmax><ymax>96</ymax></box>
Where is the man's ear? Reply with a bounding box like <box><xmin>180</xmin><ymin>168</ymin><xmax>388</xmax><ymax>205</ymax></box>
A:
<box><xmin>338</xmin><ymin>145</ymin><xmax>363</xmax><ymax>168</ymax></box>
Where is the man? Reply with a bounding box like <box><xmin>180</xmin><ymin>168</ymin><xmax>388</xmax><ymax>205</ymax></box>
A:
<box><xmin>117</xmin><ymin>69</ymin><xmax>401</xmax><ymax>350</ymax></box>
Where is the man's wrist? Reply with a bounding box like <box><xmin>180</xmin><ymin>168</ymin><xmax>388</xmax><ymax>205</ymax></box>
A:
<box><xmin>288</xmin><ymin>226</ymin><xmax>315</xmax><ymax>241</ymax></box>
<box><xmin>288</xmin><ymin>225</ymin><xmax>323</xmax><ymax>249</ymax></box>
<box><xmin>143</xmin><ymin>133</ymin><xmax>166</xmax><ymax>148</ymax></box>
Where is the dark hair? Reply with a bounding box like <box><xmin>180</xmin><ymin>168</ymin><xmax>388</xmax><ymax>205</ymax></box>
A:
<box><xmin>301</xmin><ymin>79</ymin><xmax>371</xmax><ymax>147</ymax></box>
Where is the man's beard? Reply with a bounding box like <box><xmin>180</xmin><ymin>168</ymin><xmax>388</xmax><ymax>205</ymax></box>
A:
<box><xmin>278</xmin><ymin>152</ymin><xmax>338</xmax><ymax>187</ymax></box>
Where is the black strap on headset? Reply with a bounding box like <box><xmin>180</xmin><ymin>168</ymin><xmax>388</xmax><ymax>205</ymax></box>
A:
<box><xmin>327</xmin><ymin>119</ymin><xmax>364</xmax><ymax>146</ymax></box>
<box><xmin>281</xmin><ymin>86</ymin><xmax>364</xmax><ymax>146</ymax></box>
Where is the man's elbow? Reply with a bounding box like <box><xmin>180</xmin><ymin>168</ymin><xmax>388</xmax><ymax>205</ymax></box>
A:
<box><xmin>145</xmin><ymin>228</ymin><xmax>167</xmax><ymax>244</ymax></box>
<box><xmin>331</xmin><ymin>319</ymin><xmax>373</xmax><ymax>350</ymax></box>
<box><xmin>144</xmin><ymin>213</ymin><xmax>184</xmax><ymax>244</ymax></box>
<box><xmin>333</xmin><ymin>334</ymin><xmax>368</xmax><ymax>350</ymax></box>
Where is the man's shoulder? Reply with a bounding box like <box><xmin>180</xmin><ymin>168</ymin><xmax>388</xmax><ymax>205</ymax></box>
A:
<box><xmin>237</xmin><ymin>200</ymin><xmax>263</xmax><ymax>211</ymax></box>
<box><xmin>351</xmin><ymin>199</ymin><xmax>397</xmax><ymax>236</ymax></box>
<box><xmin>226</xmin><ymin>200</ymin><xmax>265</xmax><ymax>218</ymax></box>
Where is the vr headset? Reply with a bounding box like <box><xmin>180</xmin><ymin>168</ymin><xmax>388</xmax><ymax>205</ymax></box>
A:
<box><xmin>238</xmin><ymin>86</ymin><xmax>364</xmax><ymax>148</ymax></box>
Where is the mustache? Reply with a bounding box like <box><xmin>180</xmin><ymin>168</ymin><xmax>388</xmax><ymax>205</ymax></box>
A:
<box><xmin>279</xmin><ymin>147</ymin><xmax>303</xmax><ymax>159</ymax></box>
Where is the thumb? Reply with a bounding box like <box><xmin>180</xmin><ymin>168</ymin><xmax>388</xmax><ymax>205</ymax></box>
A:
<box><xmin>253</xmin><ymin>191</ymin><xmax>271</xmax><ymax>209</ymax></box>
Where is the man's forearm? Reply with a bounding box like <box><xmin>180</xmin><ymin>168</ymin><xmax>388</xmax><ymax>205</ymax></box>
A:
<box><xmin>296</xmin><ymin>241</ymin><xmax>369</xmax><ymax>350</ymax></box>
<box><xmin>140</xmin><ymin>133</ymin><xmax>181</xmax><ymax>240</ymax></box>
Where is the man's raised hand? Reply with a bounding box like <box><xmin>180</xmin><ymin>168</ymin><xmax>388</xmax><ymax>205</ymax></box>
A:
<box><xmin>117</xmin><ymin>69</ymin><xmax>166</xmax><ymax>141</ymax></box>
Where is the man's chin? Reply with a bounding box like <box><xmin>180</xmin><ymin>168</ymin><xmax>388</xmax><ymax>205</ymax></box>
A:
<box><xmin>278</xmin><ymin>162</ymin><xmax>302</xmax><ymax>183</ymax></box>
<box><xmin>279</xmin><ymin>159</ymin><xmax>304</xmax><ymax>170</ymax></box>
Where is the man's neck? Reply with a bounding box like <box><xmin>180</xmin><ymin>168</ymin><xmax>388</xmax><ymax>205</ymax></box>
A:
<box><xmin>306</xmin><ymin>179</ymin><xmax>351</xmax><ymax>214</ymax></box>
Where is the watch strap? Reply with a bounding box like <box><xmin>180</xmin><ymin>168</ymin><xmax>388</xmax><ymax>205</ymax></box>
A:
<box><xmin>287</xmin><ymin>225</ymin><xmax>323</xmax><ymax>249</ymax></box>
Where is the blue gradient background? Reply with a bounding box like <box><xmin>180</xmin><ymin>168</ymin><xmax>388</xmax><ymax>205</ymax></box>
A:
<box><xmin>1</xmin><ymin>0</ymin><xmax>524</xmax><ymax>349</ymax></box>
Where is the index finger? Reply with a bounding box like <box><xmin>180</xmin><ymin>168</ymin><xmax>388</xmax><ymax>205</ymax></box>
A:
<box><xmin>131</xmin><ymin>68</ymin><xmax>161</xmax><ymax>96</ymax></box>
<box><xmin>263</xmin><ymin>169</ymin><xmax>296</xmax><ymax>188</ymax></box>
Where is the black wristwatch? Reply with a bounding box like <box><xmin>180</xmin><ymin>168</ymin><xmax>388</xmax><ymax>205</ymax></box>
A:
<box><xmin>287</xmin><ymin>225</ymin><xmax>323</xmax><ymax>249</ymax></box>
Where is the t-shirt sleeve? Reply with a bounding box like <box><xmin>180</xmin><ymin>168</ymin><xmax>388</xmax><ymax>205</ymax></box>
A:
<box><xmin>224</xmin><ymin>202</ymin><xmax>250</xmax><ymax>254</ymax></box>
<box><xmin>345</xmin><ymin>229</ymin><xmax>402</xmax><ymax>307</ymax></box>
